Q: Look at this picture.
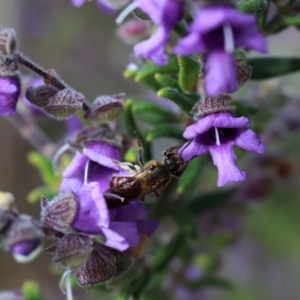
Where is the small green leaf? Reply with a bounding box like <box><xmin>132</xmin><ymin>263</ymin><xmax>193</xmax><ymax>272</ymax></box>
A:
<box><xmin>237</xmin><ymin>0</ymin><xmax>267</xmax><ymax>14</ymax></box>
<box><xmin>178</xmin><ymin>56</ymin><xmax>200</xmax><ymax>92</ymax></box>
<box><xmin>282</xmin><ymin>16</ymin><xmax>300</xmax><ymax>27</ymax></box>
<box><xmin>135</xmin><ymin>54</ymin><xmax>179</xmax><ymax>82</ymax></box>
<box><xmin>27</xmin><ymin>152</ymin><xmax>59</xmax><ymax>189</ymax></box>
<box><xmin>157</xmin><ymin>87</ymin><xmax>195</xmax><ymax>114</ymax></box>
<box><xmin>249</xmin><ymin>57</ymin><xmax>300</xmax><ymax>79</ymax></box>
<box><xmin>178</xmin><ymin>156</ymin><xmax>205</xmax><ymax>193</ymax></box>
<box><xmin>139</xmin><ymin>76</ymin><xmax>161</xmax><ymax>91</ymax></box>
<box><xmin>154</xmin><ymin>74</ymin><xmax>180</xmax><ymax>89</ymax></box>
<box><xmin>145</xmin><ymin>124</ymin><xmax>183</xmax><ymax>142</ymax></box>
<box><xmin>187</xmin><ymin>276</ymin><xmax>234</xmax><ymax>290</ymax></box>
<box><xmin>23</xmin><ymin>281</ymin><xmax>44</xmax><ymax>300</ymax></box>
<box><xmin>123</xmin><ymin>100</ymin><xmax>137</xmax><ymax>137</ymax></box>
<box><xmin>132</xmin><ymin>99</ymin><xmax>179</xmax><ymax>124</ymax></box>
<box><xmin>184</xmin><ymin>189</ymin><xmax>236</xmax><ymax>214</ymax></box>
<box><xmin>27</xmin><ymin>186</ymin><xmax>57</xmax><ymax>203</ymax></box>
<box><xmin>151</xmin><ymin>232</ymin><xmax>185</xmax><ymax>272</ymax></box>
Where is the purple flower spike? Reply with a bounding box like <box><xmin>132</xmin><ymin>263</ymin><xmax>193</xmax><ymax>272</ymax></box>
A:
<box><xmin>0</xmin><ymin>76</ymin><xmax>21</xmax><ymax>115</ymax></box>
<box><xmin>181</xmin><ymin>112</ymin><xmax>265</xmax><ymax>186</ymax></box>
<box><xmin>134</xmin><ymin>0</ymin><xmax>184</xmax><ymax>65</ymax></box>
<box><xmin>60</xmin><ymin>141</ymin><xmax>122</xmax><ymax>193</ymax></box>
<box><xmin>174</xmin><ymin>5</ymin><xmax>267</xmax><ymax>96</ymax></box>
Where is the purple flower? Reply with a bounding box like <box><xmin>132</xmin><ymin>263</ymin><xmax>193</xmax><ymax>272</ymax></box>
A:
<box><xmin>181</xmin><ymin>112</ymin><xmax>265</xmax><ymax>186</ymax></box>
<box><xmin>73</xmin><ymin>184</ymin><xmax>157</xmax><ymax>250</ymax></box>
<box><xmin>0</xmin><ymin>76</ymin><xmax>21</xmax><ymax>115</ymax></box>
<box><xmin>71</xmin><ymin>0</ymin><xmax>130</xmax><ymax>14</ymax></box>
<box><xmin>174</xmin><ymin>5</ymin><xmax>267</xmax><ymax>96</ymax></box>
<box><xmin>134</xmin><ymin>0</ymin><xmax>184</xmax><ymax>65</ymax></box>
<box><xmin>60</xmin><ymin>141</ymin><xmax>122</xmax><ymax>193</ymax></box>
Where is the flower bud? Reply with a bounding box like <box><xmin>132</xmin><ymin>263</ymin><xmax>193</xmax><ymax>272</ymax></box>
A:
<box><xmin>190</xmin><ymin>94</ymin><xmax>234</xmax><ymax>119</ymax></box>
<box><xmin>0</xmin><ymin>27</ymin><xmax>18</xmax><ymax>76</ymax></box>
<box><xmin>67</xmin><ymin>125</ymin><xmax>123</xmax><ymax>150</ymax></box>
<box><xmin>0</xmin><ymin>192</ymin><xmax>17</xmax><ymax>237</ymax></box>
<box><xmin>236</xmin><ymin>60</ymin><xmax>253</xmax><ymax>90</ymax></box>
<box><xmin>116</xmin><ymin>19</ymin><xmax>152</xmax><ymax>45</ymax></box>
<box><xmin>43</xmin><ymin>88</ymin><xmax>84</xmax><ymax>120</ymax></box>
<box><xmin>2</xmin><ymin>215</ymin><xmax>42</xmax><ymax>263</ymax></box>
<box><xmin>40</xmin><ymin>193</ymin><xmax>78</xmax><ymax>234</ymax></box>
<box><xmin>75</xmin><ymin>245</ymin><xmax>117</xmax><ymax>286</ymax></box>
<box><xmin>46</xmin><ymin>233</ymin><xmax>93</xmax><ymax>271</ymax></box>
<box><xmin>84</xmin><ymin>93</ymin><xmax>124</xmax><ymax>123</ymax></box>
<box><xmin>25</xmin><ymin>84</ymin><xmax>59</xmax><ymax>108</ymax></box>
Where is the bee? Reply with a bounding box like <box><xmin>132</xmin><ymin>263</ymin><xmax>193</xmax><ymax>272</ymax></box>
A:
<box><xmin>104</xmin><ymin>146</ymin><xmax>189</xmax><ymax>209</ymax></box>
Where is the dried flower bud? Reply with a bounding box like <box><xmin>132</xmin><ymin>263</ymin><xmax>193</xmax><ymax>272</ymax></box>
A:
<box><xmin>0</xmin><ymin>191</ymin><xmax>15</xmax><ymax>211</ymax></box>
<box><xmin>84</xmin><ymin>93</ymin><xmax>124</xmax><ymax>123</ymax></box>
<box><xmin>40</xmin><ymin>193</ymin><xmax>78</xmax><ymax>234</ymax></box>
<box><xmin>67</xmin><ymin>125</ymin><xmax>123</xmax><ymax>149</ymax></box>
<box><xmin>76</xmin><ymin>245</ymin><xmax>117</xmax><ymax>286</ymax></box>
<box><xmin>0</xmin><ymin>27</ymin><xmax>19</xmax><ymax>77</ymax></box>
<box><xmin>25</xmin><ymin>84</ymin><xmax>59</xmax><ymax>108</ymax></box>
<box><xmin>0</xmin><ymin>192</ymin><xmax>17</xmax><ymax>237</ymax></box>
<box><xmin>116</xmin><ymin>19</ymin><xmax>152</xmax><ymax>45</ymax></box>
<box><xmin>133</xmin><ymin>7</ymin><xmax>150</xmax><ymax>20</ymax></box>
<box><xmin>46</xmin><ymin>234</ymin><xmax>93</xmax><ymax>271</ymax></box>
<box><xmin>236</xmin><ymin>60</ymin><xmax>253</xmax><ymax>90</ymax></box>
<box><xmin>191</xmin><ymin>94</ymin><xmax>234</xmax><ymax>119</ymax></box>
<box><xmin>107</xmin><ymin>248</ymin><xmax>135</xmax><ymax>275</ymax></box>
<box><xmin>43</xmin><ymin>88</ymin><xmax>84</xmax><ymax>120</ymax></box>
<box><xmin>2</xmin><ymin>215</ymin><xmax>42</xmax><ymax>263</ymax></box>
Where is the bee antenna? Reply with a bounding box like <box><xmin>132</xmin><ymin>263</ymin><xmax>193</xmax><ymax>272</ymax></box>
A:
<box><xmin>179</xmin><ymin>139</ymin><xmax>193</xmax><ymax>157</ymax></box>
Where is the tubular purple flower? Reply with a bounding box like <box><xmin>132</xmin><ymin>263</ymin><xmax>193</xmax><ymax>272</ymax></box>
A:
<box><xmin>60</xmin><ymin>141</ymin><xmax>122</xmax><ymax>193</ymax></box>
<box><xmin>134</xmin><ymin>0</ymin><xmax>184</xmax><ymax>65</ymax></box>
<box><xmin>174</xmin><ymin>5</ymin><xmax>267</xmax><ymax>96</ymax></box>
<box><xmin>0</xmin><ymin>76</ymin><xmax>21</xmax><ymax>115</ymax></box>
<box><xmin>180</xmin><ymin>112</ymin><xmax>265</xmax><ymax>186</ymax></box>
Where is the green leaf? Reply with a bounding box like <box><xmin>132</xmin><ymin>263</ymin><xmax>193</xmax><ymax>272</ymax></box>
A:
<box><xmin>177</xmin><ymin>156</ymin><xmax>205</xmax><ymax>193</ymax></box>
<box><xmin>117</xmin><ymin>268</ymin><xmax>152</xmax><ymax>300</ymax></box>
<box><xmin>151</xmin><ymin>232</ymin><xmax>185</xmax><ymax>272</ymax></box>
<box><xmin>184</xmin><ymin>188</ymin><xmax>236</xmax><ymax>214</ymax></box>
<box><xmin>139</xmin><ymin>76</ymin><xmax>161</xmax><ymax>91</ymax></box>
<box><xmin>178</xmin><ymin>56</ymin><xmax>200</xmax><ymax>92</ymax></box>
<box><xmin>124</xmin><ymin>146</ymin><xmax>138</xmax><ymax>163</ymax></box>
<box><xmin>187</xmin><ymin>276</ymin><xmax>234</xmax><ymax>290</ymax></box>
<box><xmin>27</xmin><ymin>186</ymin><xmax>57</xmax><ymax>203</ymax></box>
<box><xmin>282</xmin><ymin>16</ymin><xmax>300</xmax><ymax>27</ymax></box>
<box><xmin>131</xmin><ymin>99</ymin><xmax>179</xmax><ymax>125</ymax></box>
<box><xmin>145</xmin><ymin>124</ymin><xmax>184</xmax><ymax>142</ymax></box>
<box><xmin>154</xmin><ymin>73</ymin><xmax>180</xmax><ymax>89</ymax></box>
<box><xmin>27</xmin><ymin>152</ymin><xmax>59</xmax><ymax>190</ymax></box>
<box><xmin>237</xmin><ymin>0</ymin><xmax>267</xmax><ymax>14</ymax></box>
<box><xmin>249</xmin><ymin>57</ymin><xmax>300</xmax><ymax>79</ymax></box>
<box><xmin>123</xmin><ymin>100</ymin><xmax>137</xmax><ymax>137</ymax></box>
<box><xmin>157</xmin><ymin>87</ymin><xmax>195</xmax><ymax>114</ymax></box>
<box><xmin>23</xmin><ymin>281</ymin><xmax>44</xmax><ymax>300</ymax></box>
<box><xmin>135</xmin><ymin>54</ymin><xmax>179</xmax><ymax>82</ymax></box>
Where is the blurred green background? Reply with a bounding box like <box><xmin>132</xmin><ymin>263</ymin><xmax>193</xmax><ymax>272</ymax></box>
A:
<box><xmin>0</xmin><ymin>1</ymin><xmax>300</xmax><ymax>299</ymax></box>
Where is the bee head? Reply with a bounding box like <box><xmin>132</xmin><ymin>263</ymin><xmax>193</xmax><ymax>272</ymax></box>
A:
<box><xmin>163</xmin><ymin>152</ymin><xmax>188</xmax><ymax>177</ymax></box>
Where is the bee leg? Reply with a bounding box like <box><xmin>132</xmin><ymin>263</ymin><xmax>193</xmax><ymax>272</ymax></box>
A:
<box><xmin>112</xmin><ymin>159</ymin><xmax>141</xmax><ymax>175</ymax></box>
<box><xmin>137</xmin><ymin>147</ymin><xmax>145</xmax><ymax>167</ymax></box>
<box><xmin>154</xmin><ymin>190</ymin><xmax>160</xmax><ymax>197</ymax></box>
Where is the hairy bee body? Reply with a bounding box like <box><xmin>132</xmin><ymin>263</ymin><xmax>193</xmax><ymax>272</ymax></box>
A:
<box><xmin>104</xmin><ymin>147</ymin><xmax>188</xmax><ymax>208</ymax></box>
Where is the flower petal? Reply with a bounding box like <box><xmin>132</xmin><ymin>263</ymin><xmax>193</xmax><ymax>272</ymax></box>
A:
<box><xmin>137</xmin><ymin>219</ymin><xmax>158</xmax><ymax>237</ymax></box>
<box><xmin>205</xmin><ymin>52</ymin><xmax>237</xmax><ymax>96</ymax></box>
<box><xmin>183</xmin><ymin>115</ymin><xmax>215</xmax><ymax>138</ymax></box>
<box><xmin>83</xmin><ymin>142</ymin><xmax>121</xmax><ymax>169</ymax></box>
<box><xmin>111</xmin><ymin>201</ymin><xmax>149</xmax><ymax>221</ymax></box>
<box><xmin>102</xmin><ymin>222</ymin><xmax>139</xmax><ymax>251</ymax></box>
<box><xmin>235</xmin><ymin>129</ymin><xmax>265</xmax><ymax>154</ymax></box>
<box><xmin>180</xmin><ymin>138</ymin><xmax>208</xmax><ymax>161</ymax></box>
<box><xmin>213</xmin><ymin>112</ymin><xmax>250</xmax><ymax>128</ymax></box>
<box><xmin>209</xmin><ymin>142</ymin><xmax>246</xmax><ymax>186</ymax></box>
<box><xmin>71</xmin><ymin>0</ymin><xmax>86</xmax><ymax>7</ymax></box>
